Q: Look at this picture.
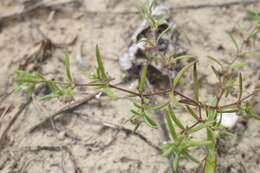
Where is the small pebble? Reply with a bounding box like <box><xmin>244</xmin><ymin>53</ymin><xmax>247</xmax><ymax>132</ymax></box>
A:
<box><xmin>57</xmin><ymin>131</ymin><xmax>66</xmax><ymax>141</ymax></box>
<box><xmin>219</xmin><ymin>112</ymin><xmax>239</xmax><ymax>128</ymax></box>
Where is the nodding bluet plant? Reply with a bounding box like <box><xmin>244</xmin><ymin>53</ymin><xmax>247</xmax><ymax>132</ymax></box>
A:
<box><xmin>16</xmin><ymin>1</ymin><xmax>260</xmax><ymax>173</ymax></box>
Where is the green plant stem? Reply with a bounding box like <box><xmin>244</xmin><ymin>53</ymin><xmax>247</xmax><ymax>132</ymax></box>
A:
<box><xmin>204</xmin><ymin>129</ymin><xmax>216</xmax><ymax>173</ymax></box>
<box><xmin>216</xmin><ymin>88</ymin><xmax>225</xmax><ymax>107</ymax></box>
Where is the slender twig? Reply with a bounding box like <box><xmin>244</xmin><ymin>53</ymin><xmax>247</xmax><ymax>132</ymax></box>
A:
<box><xmin>0</xmin><ymin>88</ymin><xmax>16</xmax><ymax>106</ymax></box>
<box><xmin>180</xmin><ymin>121</ymin><xmax>201</xmax><ymax>135</ymax></box>
<box><xmin>76</xmin><ymin>112</ymin><xmax>161</xmax><ymax>153</ymax></box>
<box><xmin>218</xmin><ymin>89</ymin><xmax>260</xmax><ymax>109</ymax></box>
<box><xmin>216</xmin><ymin>88</ymin><xmax>225</xmax><ymax>107</ymax></box>
<box><xmin>0</xmin><ymin>105</ymin><xmax>12</xmax><ymax>122</ymax></box>
<box><xmin>0</xmin><ymin>97</ymin><xmax>32</xmax><ymax>146</ymax></box>
<box><xmin>20</xmin><ymin>145</ymin><xmax>83</xmax><ymax>173</ymax></box>
<box><xmin>143</xmin><ymin>88</ymin><xmax>200</xmax><ymax>106</ymax></box>
<box><xmin>29</xmin><ymin>92</ymin><xmax>99</xmax><ymax>133</ymax></box>
<box><xmin>108</xmin><ymin>84</ymin><xmax>141</xmax><ymax>96</ymax></box>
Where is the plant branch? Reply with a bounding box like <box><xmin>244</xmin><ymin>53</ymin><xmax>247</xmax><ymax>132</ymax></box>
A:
<box><xmin>108</xmin><ymin>84</ymin><xmax>141</xmax><ymax>96</ymax></box>
<box><xmin>212</xmin><ymin>89</ymin><xmax>260</xmax><ymax>109</ymax></box>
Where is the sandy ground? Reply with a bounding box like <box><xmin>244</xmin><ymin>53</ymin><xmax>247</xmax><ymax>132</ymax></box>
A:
<box><xmin>0</xmin><ymin>0</ymin><xmax>259</xmax><ymax>173</ymax></box>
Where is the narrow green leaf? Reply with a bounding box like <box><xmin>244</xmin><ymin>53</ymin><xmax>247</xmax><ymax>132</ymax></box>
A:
<box><xmin>207</xmin><ymin>56</ymin><xmax>224</xmax><ymax>70</ymax></box>
<box><xmin>238</xmin><ymin>73</ymin><xmax>243</xmax><ymax>101</ymax></box>
<box><xmin>183</xmin><ymin>140</ymin><xmax>212</xmax><ymax>149</ymax></box>
<box><xmin>204</xmin><ymin>128</ymin><xmax>217</xmax><ymax>173</ymax></box>
<box><xmin>162</xmin><ymin>143</ymin><xmax>176</xmax><ymax>156</ymax></box>
<box><xmin>168</xmin><ymin>105</ymin><xmax>185</xmax><ymax>130</ymax></box>
<box><xmin>229</xmin><ymin>32</ymin><xmax>240</xmax><ymax>53</ymax></box>
<box><xmin>40</xmin><ymin>92</ymin><xmax>60</xmax><ymax>101</ymax></box>
<box><xmin>173</xmin><ymin>61</ymin><xmax>196</xmax><ymax>88</ymax></box>
<box><xmin>64</xmin><ymin>48</ymin><xmax>73</xmax><ymax>82</ymax></box>
<box><xmin>185</xmin><ymin>152</ymin><xmax>200</xmax><ymax>164</ymax></box>
<box><xmin>130</xmin><ymin>109</ymin><xmax>143</xmax><ymax>117</ymax></box>
<box><xmin>148</xmin><ymin>101</ymin><xmax>170</xmax><ymax>111</ymax></box>
<box><xmin>186</xmin><ymin>106</ymin><xmax>199</xmax><ymax>120</ymax></box>
<box><xmin>46</xmin><ymin>81</ymin><xmax>62</xmax><ymax>93</ymax></box>
<box><xmin>230</xmin><ymin>61</ymin><xmax>248</xmax><ymax>70</ymax></box>
<box><xmin>143</xmin><ymin>112</ymin><xmax>158</xmax><ymax>128</ymax></box>
<box><xmin>170</xmin><ymin>55</ymin><xmax>196</xmax><ymax>65</ymax></box>
<box><xmin>133</xmin><ymin>102</ymin><xmax>143</xmax><ymax>109</ymax></box>
<box><xmin>244</xmin><ymin>104</ymin><xmax>260</xmax><ymax>120</ymax></box>
<box><xmin>16</xmin><ymin>70</ymin><xmax>44</xmax><ymax>84</ymax></box>
<box><xmin>169</xmin><ymin>92</ymin><xmax>181</xmax><ymax>107</ymax></box>
<box><xmin>208</xmin><ymin>108</ymin><xmax>218</xmax><ymax>121</ymax></box>
<box><xmin>166</xmin><ymin>109</ymin><xmax>178</xmax><ymax>140</ymax></box>
<box><xmin>156</xmin><ymin>27</ymin><xmax>170</xmax><ymax>44</ymax></box>
<box><xmin>102</xmin><ymin>87</ymin><xmax>117</xmax><ymax>100</ymax></box>
<box><xmin>138</xmin><ymin>1</ymin><xmax>158</xmax><ymax>30</ymax></box>
<box><xmin>210</xmin><ymin>65</ymin><xmax>221</xmax><ymax>82</ymax></box>
<box><xmin>208</xmin><ymin>129</ymin><xmax>217</xmax><ymax>151</ymax></box>
<box><xmin>96</xmin><ymin>45</ymin><xmax>108</xmax><ymax>81</ymax></box>
<box><xmin>139</xmin><ymin>64</ymin><xmax>148</xmax><ymax>93</ymax></box>
<box><xmin>173</xmin><ymin>153</ymin><xmax>180</xmax><ymax>172</ymax></box>
<box><xmin>247</xmin><ymin>10</ymin><xmax>260</xmax><ymax>22</ymax></box>
<box><xmin>193</xmin><ymin>63</ymin><xmax>199</xmax><ymax>101</ymax></box>
<box><xmin>216</xmin><ymin>113</ymin><xmax>222</xmax><ymax>127</ymax></box>
<box><xmin>188</xmin><ymin>121</ymin><xmax>215</xmax><ymax>134</ymax></box>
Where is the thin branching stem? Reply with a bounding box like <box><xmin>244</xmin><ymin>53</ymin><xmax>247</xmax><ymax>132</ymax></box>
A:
<box><xmin>108</xmin><ymin>84</ymin><xmax>141</xmax><ymax>96</ymax></box>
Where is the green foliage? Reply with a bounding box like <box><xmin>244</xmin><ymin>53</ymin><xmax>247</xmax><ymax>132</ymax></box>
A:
<box><xmin>207</xmin><ymin>56</ymin><xmax>224</xmax><ymax>70</ymax></box>
<box><xmin>130</xmin><ymin>106</ymin><xmax>158</xmax><ymax>129</ymax></box>
<box><xmin>15</xmin><ymin>3</ymin><xmax>260</xmax><ymax>173</ymax></box>
<box><xmin>173</xmin><ymin>61</ymin><xmax>197</xmax><ymax>89</ymax></box>
<box><xmin>248</xmin><ymin>10</ymin><xmax>260</xmax><ymax>22</ymax></box>
<box><xmin>138</xmin><ymin>64</ymin><xmax>148</xmax><ymax>93</ymax></box>
<box><xmin>228</xmin><ymin>32</ymin><xmax>240</xmax><ymax>53</ymax></box>
<box><xmin>16</xmin><ymin>70</ymin><xmax>44</xmax><ymax>95</ymax></box>
<box><xmin>204</xmin><ymin>128</ymin><xmax>217</xmax><ymax>173</ymax></box>
<box><xmin>138</xmin><ymin>0</ymin><xmax>167</xmax><ymax>31</ymax></box>
<box><xmin>193</xmin><ymin>63</ymin><xmax>199</xmax><ymax>101</ymax></box>
<box><xmin>165</xmin><ymin>107</ymin><xmax>178</xmax><ymax>140</ymax></box>
<box><xmin>16</xmin><ymin>50</ymin><xmax>76</xmax><ymax>100</ymax></box>
<box><xmin>102</xmin><ymin>87</ymin><xmax>117</xmax><ymax>100</ymax></box>
<box><xmin>244</xmin><ymin>104</ymin><xmax>260</xmax><ymax>120</ymax></box>
<box><xmin>167</xmin><ymin>105</ymin><xmax>185</xmax><ymax>130</ymax></box>
<box><xmin>93</xmin><ymin>45</ymin><xmax>109</xmax><ymax>82</ymax></box>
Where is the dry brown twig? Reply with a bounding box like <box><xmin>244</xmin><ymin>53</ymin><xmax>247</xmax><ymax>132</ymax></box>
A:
<box><xmin>18</xmin><ymin>145</ymin><xmax>83</xmax><ymax>173</ymax></box>
<box><xmin>0</xmin><ymin>89</ymin><xmax>16</xmax><ymax>106</ymax></box>
<box><xmin>29</xmin><ymin>92</ymin><xmax>99</xmax><ymax>133</ymax></box>
<box><xmin>0</xmin><ymin>97</ymin><xmax>32</xmax><ymax>147</ymax></box>
<box><xmin>75</xmin><ymin>112</ymin><xmax>161</xmax><ymax>153</ymax></box>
